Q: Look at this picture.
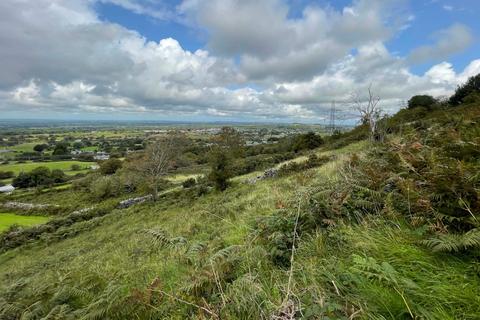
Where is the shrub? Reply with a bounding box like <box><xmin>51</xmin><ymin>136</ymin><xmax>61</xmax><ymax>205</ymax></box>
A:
<box><xmin>90</xmin><ymin>176</ymin><xmax>122</xmax><ymax>200</ymax></box>
<box><xmin>100</xmin><ymin>158</ymin><xmax>123</xmax><ymax>175</ymax></box>
<box><xmin>291</xmin><ymin>132</ymin><xmax>324</xmax><ymax>153</ymax></box>
<box><xmin>408</xmin><ymin>95</ymin><xmax>437</xmax><ymax>110</ymax></box>
<box><xmin>0</xmin><ymin>171</ymin><xmax>14</xmax><ymax>179</ymax></box>
<box><xmin>33</xmin><ymin>144</ymin><xmax>49</xmax><ymax>153</ymax></box>
<box><xmin>208</xmin><ymin>149</ymin><xmax>233</xmax><ymax>191</ymax></box>
<box><xmin>52</xmin><ymin>142</ymin><xmax>70</xmax><ymax>155</ymax></box>
<box><xmin>182</xmin><ymin>177</ymin><xmax>197</xmax><ymax>188</ymax></box>
<box><xmin>12</xmin><ymin>167</ymin><xmax>66</xmax><ymax>188</ymax></box>
<box><xmin>71</xmin><ymin>164</ymin><xmax>82</xmax><ymax>171</ymax></box>
<box><xmin>449</xmin><ymin>73</ymin><xmax>480</xmax><ymax>105</ymax></box>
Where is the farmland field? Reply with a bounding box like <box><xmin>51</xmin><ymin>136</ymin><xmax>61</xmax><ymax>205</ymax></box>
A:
<box><xmin>0</xmin><ymin>213</ymin><xmax>49</xmax><ymax>232</ymax></box>
<box><xmin>0</xmin><ymin>142</ymin><xmax>40</xmax><ymax>153</ymax></box>
<box><xmin>0</xmin><ymin>161</ymin><xmax>94</xmax><ymax>175</ymax></box>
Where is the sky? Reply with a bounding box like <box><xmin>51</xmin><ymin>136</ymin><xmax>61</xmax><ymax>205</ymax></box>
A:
<box><xmin>0</xmin><ymin>0</ymin><xmax>479</xmax><ymax>123</ymax></box>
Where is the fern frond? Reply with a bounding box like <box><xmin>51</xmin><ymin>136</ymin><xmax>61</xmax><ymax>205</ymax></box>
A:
<box><xmin>423</xmin><ymin>228</ymin><xmax>480</xmax><ymax>252</ymax></box>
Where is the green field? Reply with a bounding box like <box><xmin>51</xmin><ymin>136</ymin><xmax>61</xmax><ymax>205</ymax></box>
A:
<box><xmin>0</xmin><ymin>142</ymin><xmax>40</xmax><ymax>153</ymax></box>
<box><xmin>0</xmin><ymin>161</ymin><xmax>94</xmax><ymax>175</ymax></box>
<box><xmin>0</xmin><ymin>213</ymin><xmax>49</xmax><ymax>232</ymax></box>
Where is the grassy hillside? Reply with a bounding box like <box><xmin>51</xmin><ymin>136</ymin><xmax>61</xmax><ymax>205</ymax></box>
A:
<box><xmin>0</xmin><ymin>104</ymin><xmax>479</xmax><ymax>319</ymax></box>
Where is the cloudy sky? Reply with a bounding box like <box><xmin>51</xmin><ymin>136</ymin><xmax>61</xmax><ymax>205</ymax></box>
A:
<box><xmin>1</xmin><ymin>0</ymin><xmax>479</xmax><ymax>123</ymax></box>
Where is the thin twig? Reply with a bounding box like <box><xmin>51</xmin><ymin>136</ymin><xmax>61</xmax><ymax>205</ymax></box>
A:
<box><xmin>285</xmin><ymin>193</ymin><xmax>303</xmax><ymax>302</ymax></box>
<box><xmin>211</xmin><ymin>261</ymin><xmax>227</xmax><ymax>307</ymax></box>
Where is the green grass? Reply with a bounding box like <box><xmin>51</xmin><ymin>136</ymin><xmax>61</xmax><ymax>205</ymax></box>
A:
<box><xmin>0</xmin><ymin>161</ymin><xmax>94</xmax><ymax>176</ymax></box>
<box><xmin>0</xmin><ymin>139</ymin><xmax>478</xmax><ymax>319</ymax></box>
<box><xmin>0</xmin><ymin>213</ymin><xmax>49</xmax><ymax>232</ymax></box>
<box><xmin>0</xmin><ymin>142</ymin><xmax>40</xmax><ymax>153</ymax></box>
<box><xmin>81</xmin><ymin>146</ymin><xmax>98</xmax><ymax>152</ymax></box>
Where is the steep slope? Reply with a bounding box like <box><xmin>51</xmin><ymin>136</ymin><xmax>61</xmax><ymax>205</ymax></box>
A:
<box><xmin>1</xmin><ymin>104</ymin><xmax>479</xmax><ymax>319</ymax></box>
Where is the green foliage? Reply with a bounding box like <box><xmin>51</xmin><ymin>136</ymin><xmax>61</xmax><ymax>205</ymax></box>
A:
<box><xmin>33</xmin><ymin>143</ymin><xmax>49</xmax><ymax>153</ymax></box>
<box><xmin>70</xmin><ymin>164</ymin><xmax>81</xmax><ymax>171</ymax></box>
<box><xmin>408</xmin><ymin>95</ymin><xmax>437</xmax><ymax>110</ymax></box>
<box><xmin>90</xmin><ymin>175</ymin><xmax>122</xmax><ymax>200</ymax></box>
<box><xmin>208</xmin><ymin>148</ymin><xmax>233</xmax><ymax>191</ymax></box>
<box><xmin>99</xmin><ymin>158</ymin><xmax>123</xmax><ymax>175</ymax></box>
<box><xmin>0</xmin><ymin>205</ymin><xmax>112</xmax><ymax>252</ymax></box>
<box><xmin>291</xmin><ymin>132</ymin><xmax>324</xmax><ymax>153</ymax></box>
<box><xmin>182</xmin><ymin>177</ymin><xmax>196</xmax><ymax>188</ymax></box>
<box><xmin>449</xmin><ymin>73</ymin><xmax>480</xmax><ymax>105</ymax></box>
<box><xmin>277</xmin><ymin>154</ymin><xmax>331</xmax><ymax>177</ymax></box>
<box><xmin>423</xmin><ymin>228</ymin><xmax>480</xmax><ymax>252</ymax></box>
<box><xmin>0</xmin><ymin>171</ymin><xmax>14</xmax><ymax>180</ymax></box>
<box><xmin>52</xmin><ymin>142</ymin><xmax>70</xmax><ymax>155</ymax></box>
<box><xmin>12</xmin><ymin>166</ymin><xmax>67</xmax><ymax>188</ymax></box>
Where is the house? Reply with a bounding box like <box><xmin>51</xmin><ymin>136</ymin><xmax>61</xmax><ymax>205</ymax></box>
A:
<box><xmin>71</xmin><ymin>149</ymin><xmax>82</xmax><ymax>155</ymax></box>
<box><xmin>0</xmin><ymin>184</ymin><xmax>15</xmax><ymax>194</ymax></box>
<box><xmin>94</xmin><ymin>152</ymin><xmax>110</xmax><ymax>161</ymax></box>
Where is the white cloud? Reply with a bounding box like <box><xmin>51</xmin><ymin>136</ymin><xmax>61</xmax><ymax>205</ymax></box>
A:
<box><xmin>408</xmin><ymin>24</ymin><xmax>473</xmax><ymax>63</ymax></box>
<box><xmin>98</xmin><ymin>0</ymin><xmax>173</xmax><ymax>20</ymax></box>
<box><xmin>179</xmin><ymin>0</ymin><xmax>400</xmax><ymax>82</ymax></box>
<box><xmin>442</xmin><ymin>5</ymin><xmax>453</xmax><ymax>11</ymax></box>
<box><xmin>0</xmin><ymin>0</ymin><xmax>479</xmax><ymax>121</ymax></box>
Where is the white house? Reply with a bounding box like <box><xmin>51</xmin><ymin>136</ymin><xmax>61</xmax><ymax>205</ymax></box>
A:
<box><xmin>0</xmin><ymin>184</ymin><xmax>15</xmax><ymax>194</ymax></box>
<box><xmin>71</xmin><ymin>149</ymin><xmax>82</xmax><ymax>155</ymax></box>
<box><xmin>94</xmin><ymin>152</ymin><xmax>110</xmax><ymax>161</ymax></box>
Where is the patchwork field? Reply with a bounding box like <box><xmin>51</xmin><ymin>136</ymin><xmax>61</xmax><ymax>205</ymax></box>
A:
<box><xmin>0</xmin><ymin>213</ymin><xmax>49</xmax><ymax>232</ymax></box>
<box><xmin>0</xmin><ymin>161</ymin><xmax>94</xmax><ymax>175</ymax></box>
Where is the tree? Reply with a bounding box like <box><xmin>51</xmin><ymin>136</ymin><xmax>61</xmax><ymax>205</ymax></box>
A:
<box><xmin>207</xmin><ymin>127</ymin><xmax>244</xmax><ymax>191</ymax></box>
<box><xmin>208</xmin><ymin>149</ymin><xmax>232</xmax><ymax>191</ymax></box>
<box><xmin>99</xmin><ymin>158</ymin><xmax>123</xmax><ymax>175</ymax></box>
<box><xmin>73</xmin><ymin>142</ymin><xmax>83</xmax><ymax>150</ymax></box>
<box><xmin>51</xmin><ymin>169</ymin><xmax>67</xmax><ymax>183</ymax></box>
<box><xmin>128</xmin><ymin>132</ymin><xmax>185</xmax><ymax>201</ymax></box>
<box><xmin>12</xmin><ymin>167</ymin><xmax>66</xmax><ymax>188</ymax></box>
<box><xmin>215</xmin><ymin>127</ymin><xmax>245</xmax><ymax>158</ymax></box>
<box><xmin>449</xmin><ymin>73</ymin><xmax>480</xmax><ymax>105</ymax></box>
<box><xmin>53</xmin><ymin>142</ymin><xmax>70</xmax><ymax>155</ymax></box>
<box><xmin>352</xmin><ymin>85</ymin><xmax>383</xmax><ymax>141</ymax></box>
<box><xmin>33</xmin><ymin>144</ymin><xmax>49</xmax><ymax>153</ymax></box>
<box><xmin>291</xmin><ymin>132</ymin><xmax>324</xmax><ymax>153</ymax></box>
<box><xmin>408</xmin><ymin>95</ymin><xmax>437</xmax><ymax>110</ymax></box>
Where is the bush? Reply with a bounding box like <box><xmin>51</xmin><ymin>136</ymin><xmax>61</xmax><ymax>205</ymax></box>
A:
<box><xmin>208</xmin><ymin>149</ymin><xmax>233</xmax><ymax>191</ymax></box>
<box><xmin>71</xmin><ymin>164</ymin><xmax>82</xmax><ymax>171</ymax></box>
<box><xmin>182</xmin><ymin>177</ymin><xmax>197</xmax><ymax>189</ymax></box>
<box><xmin>33</xmin><ymin>144</ymin><xmax>49</xmax><ymax>153</ymax></box>
<box><xmin>408</xmin><ymin>95</ymin><xmax>437</xmax><ymax>110</ymax></box>
<box><xmin>99</xmin><ymin>158</ymin><xmax>123</xmax><ymax>175</ymax></box>
<box><xmin>0</xmin><ymin>171</ymin><xmax>14</xmax><ymax>180</ymax></box>
<box><xmin>291</xmin><ymin>132</ymin><xmax>324</xmax><ymax>153</ymax></box>
<box><xmin>52</xmin><ymin>142</ymin><xmax>70</xmax><ymax>155</ymax></box>
<box><xmin>90</xmin><ymin>176</ymin><xmax>122</xmax><ymax>200</ymax></box>
<box><xmin>449</xmin><ymin>73</ymin><xmax>480</xmax><ymax>105</ymax></box>
<box><xmin>12</xmin><ymin>167</ymin><xmax>66</xmax><ymax>188</ymax></box>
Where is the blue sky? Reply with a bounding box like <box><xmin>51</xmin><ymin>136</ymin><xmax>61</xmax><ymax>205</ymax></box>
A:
<box><xmin>0</xmin><ymin>0</ymin><xmax>479</xmax><ymax>122</ymax></box>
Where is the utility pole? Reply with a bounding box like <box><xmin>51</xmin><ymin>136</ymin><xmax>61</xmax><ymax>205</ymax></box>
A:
<box><xmin>327</xmin><ymin>100</ymin><xmax>336</xmax><ymax>134</ymax></box>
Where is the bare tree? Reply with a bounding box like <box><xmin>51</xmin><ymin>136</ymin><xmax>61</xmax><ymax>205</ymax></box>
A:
<box><xmin>352</xmin><ymin>85</ymin><xmax>383</xmax><ymax>141</ymax></box>
<box><xmin>129</xmin><ymin>132</ymin><xmax>186</xmax><ymax>201</ymax></box>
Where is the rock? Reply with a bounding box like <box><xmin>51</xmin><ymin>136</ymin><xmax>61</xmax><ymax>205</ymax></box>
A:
<box><xmin>118</xmin><ymin>195</ymin><xmax>153</xmax><ymax>209</ymax></box>
<box><xmin>245</xmin><ymin>168</ymin><xmax>278</xmax><ymax>184</ymax></box>
<box><xmin>2</xmin><ymin>201</ymin><xmax>59</xmax><ymax>210</ymax></box>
